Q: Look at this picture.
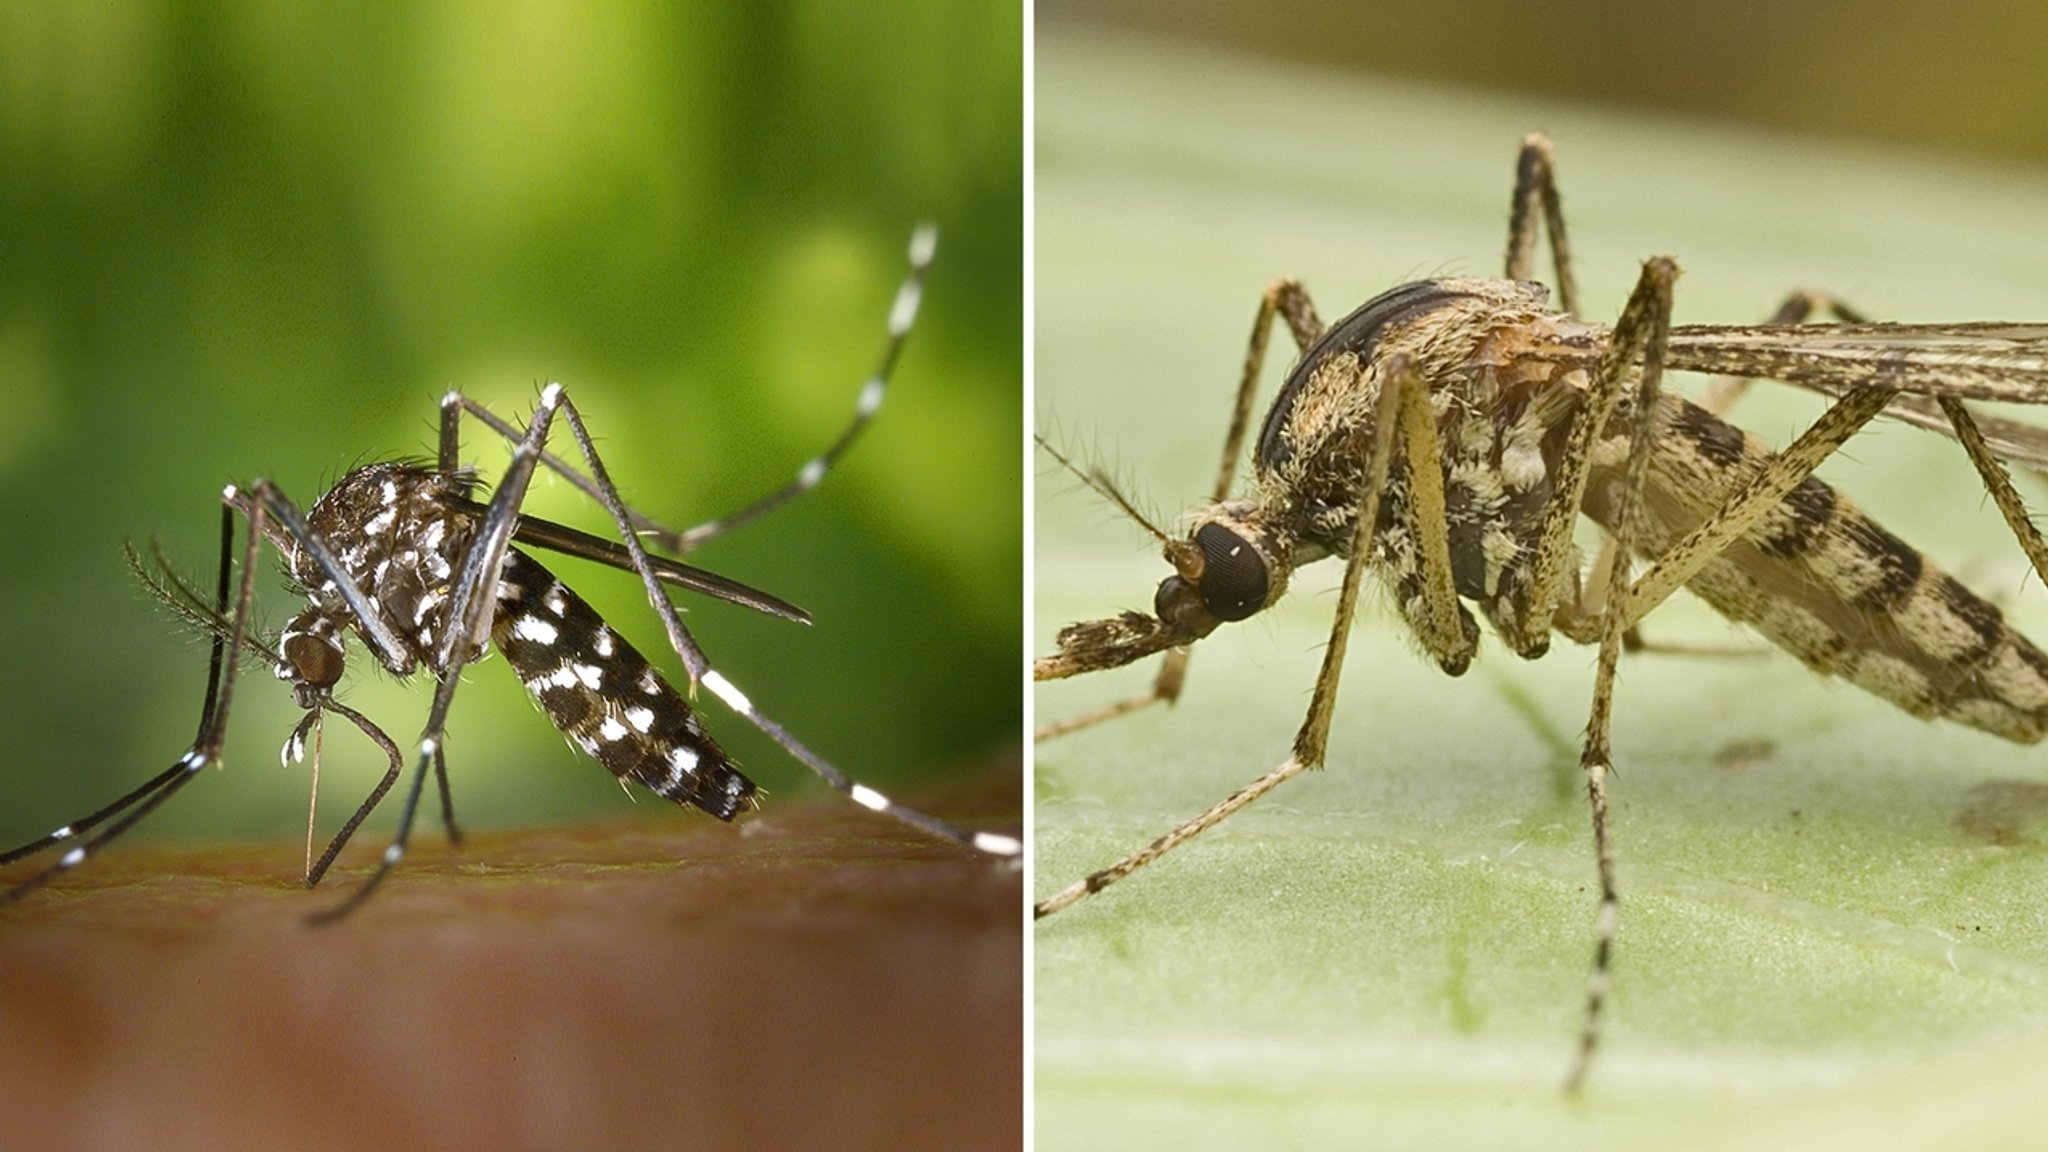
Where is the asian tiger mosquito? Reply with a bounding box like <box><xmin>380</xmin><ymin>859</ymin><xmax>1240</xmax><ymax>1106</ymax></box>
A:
<box><xmin>1</xmin><ymin>224</ymin><xmax>1021</xmax><ymax>923</ymax></box>
<box><xmin>1034</xmin><ymin>134</ymin><xmax>2048</xmax><ymax>1090</ymax></box>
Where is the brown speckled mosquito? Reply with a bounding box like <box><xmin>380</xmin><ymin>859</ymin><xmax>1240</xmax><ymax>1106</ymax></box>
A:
<box><xmin>1033</xmin><ymin>135</ymin><xmax>2048</xmax><ymax>1090</ymax></box>
<box><xmin>1</xmin><ymin>225</ymin><xmax>1021</xmax><ymax>924</ymax></box>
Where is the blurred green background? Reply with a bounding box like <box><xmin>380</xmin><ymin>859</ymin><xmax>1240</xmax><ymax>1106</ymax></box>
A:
<box><xmin>0</xmin><ymin>2</ymin><xmax>1020</xmax><ymax>846</ymax></box>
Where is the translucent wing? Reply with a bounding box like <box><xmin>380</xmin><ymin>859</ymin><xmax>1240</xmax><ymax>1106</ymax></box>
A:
<box><xmin>1663</xmin><ymin>323</ymin><xmax>2048</xmax><ymax>470</ymax></box>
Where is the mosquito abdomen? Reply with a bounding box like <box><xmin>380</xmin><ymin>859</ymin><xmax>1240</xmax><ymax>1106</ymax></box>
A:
<box><xmin>491</xmin><ymin>549</ymin><xmax>758</xmax><ymax>818</ymax></box>
<box><xmin>1587</xmin><ymin>396</ymin><xmax>2048</xmax><ymax>743</ymax></box>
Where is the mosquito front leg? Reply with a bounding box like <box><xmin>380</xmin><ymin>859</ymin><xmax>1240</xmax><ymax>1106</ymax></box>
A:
<box><xmin>1035</xmin><ymin>279</ymin><xmax>1327</xmax><ymax>744</ymax></box>
<box><xmin>1388</xmin><ymin>351</ymin><xmax>1480</xmax><ymax>669</ymax></box>
<box><xmin>1</xmin><ymin>500</ymin><xmax>264</xmax><ymax>903</ymax></box>
<box><xmin>1037</xmin><ymin>352</ymin><xmax>1432</xmax><ymax>917</ymax></box>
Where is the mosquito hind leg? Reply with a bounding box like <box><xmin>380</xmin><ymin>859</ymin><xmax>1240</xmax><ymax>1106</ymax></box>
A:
<box><xmin>437</xmin><ymin>224</ymin><xmax>938</xmax><ymax>556</ymax></box>
<box><xmin>668</xmin><ymin>224</ymin><xmax>938</xmax><ymax>551</ymax></box>
<box><xmin>1936</xmin><ymin>398</ymin><xmax>2048</xmax><ymax>594</ymax></box>
<box><xmin>1034</xmin><ymin>278</ymin><xmax>1326</xmax><ymax>745</ymax></box>
<box><xmin>536</xmin><ymin>386</ymin><xmax>1019</xmax><ymax>859</ymax></box>
<box><xmin>1568</xmin><ymin>289</ymin><xmax>1870</xmax><ymax>656</ymax></box>
<box><xmin>1689</xmin><ymin>290</ymin><xmax>2048</xmax><ymax>595</ymax></box>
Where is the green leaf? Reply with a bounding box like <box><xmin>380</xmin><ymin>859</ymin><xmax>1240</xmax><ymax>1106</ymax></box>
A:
<box><xmin>1035</xmin><ymin>28</ymin><xmax>2048</xmax><ymax>1151</ymax></box>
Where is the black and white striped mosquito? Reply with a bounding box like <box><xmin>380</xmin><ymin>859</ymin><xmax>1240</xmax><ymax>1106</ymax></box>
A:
<box><xmin>0</xmin><ymin>225</ymin><xmax>1021</xmax><ymax>922</ymax></box>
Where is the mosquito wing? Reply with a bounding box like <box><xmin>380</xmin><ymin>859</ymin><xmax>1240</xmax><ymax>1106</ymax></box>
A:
<box><xmin>440</xmin><ymin>495</ymin><xmax>812</xmax><ymax>625</ymax></box>
<box><xmin>1659</xmin><ymin>323</ymin><xmax>2048</xmax><ymax>470</ymax></box>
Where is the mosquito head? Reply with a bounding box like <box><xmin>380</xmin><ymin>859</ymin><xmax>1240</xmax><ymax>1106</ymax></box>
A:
<box><xmin>1156</xmin><ymin>505</ymin><xmax>1285</xmax><ymax>630</ymax></box>
<box><xmin>1035</xmin><ymin>504</ymin><xmax>1289</xmax><ymax>683</ymax></box>
<box><xmin>277</xmin><ymin>607</ymin><xmax>346</xmax><ymax>709</ymax></box>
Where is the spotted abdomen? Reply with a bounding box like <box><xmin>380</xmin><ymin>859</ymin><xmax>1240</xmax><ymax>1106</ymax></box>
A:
<box><xmin>1587</xmin><ymin>396</ymin><xmax>2048</xmax><ymax>743</ymax></box>
<box><xmin>491</xmin><ymin>548</ymin><xmax>757</xmax><ymax>818</ymax></box>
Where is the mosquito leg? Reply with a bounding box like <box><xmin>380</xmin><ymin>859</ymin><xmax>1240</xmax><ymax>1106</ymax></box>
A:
<box><xmin>1036</xmin><ymin>350</ymin><xmax>1418</xmax><ymax>917</ymax></box>
<box><xmin>1569</xmin><ymin>290</ymin><xmax>1871</xmax><ymax>656</ymax></box>
<box><xmin>431</xmin><ymin>742</ymin><xmax>464</xmax><ymax>848</ymax></box>
<box><xmin>438</xmin><ymin>224</ymin><xmax>939</xmax><ymax>555</ymax></box>
<box><xmin>1618</xmin><ymin>384</ymin><xmax>1899</xmax><ymax>631</ymax></box>
<box><xmin>1501</xmin><ymin>259</ymin><xmax>1682</xmax><ymax>658</ymax></box>
<box><xmin>1217</xmin><ymin>279</ymin><xmax>1323</xmax><ymax>502</ymax></box>
<box><xmin>3</xmin><ymin>499</ymin><xmax>264</xmax><ymax>901</ymax></box>
<box><xmin>0</xmin><ymin>762</ymin><xmax>185</xmax><ymax>873</ymax></box>
<box><xmin>1701</xmin><ymin>289</ymin><xmax>2048</xmax><ymax>595</ymax></box>
<box><xmin>1033</xmin><ymin>663</ymin><xmax>1190</xmax><ymax>742</ymax></box>
<box><xmin>1505</xmin><ymin>132</ymin><xmax>1579</xmax><ymax>318</ymax></box>
<box><xmin>1035</xmin><ymin>279</ymin><xmax>1326</xmax><ymax>744</ymax></box>
<box><xmin>1387</xmin><ymin>352</ymin><xmax>1481</xmax><ymax>671</ymax></box>
<box><xmin>310</xmin><ymin>385</ymin><xmax>567</xmax><ymax>923</ymax></box>
<box><xmin>1564</xmin><ymin>534</ymin><xmax>1763</xmax><ymax>657</ymax></box>
<box><xmin>1562</xmin><ymin>256</ymin><xmax>1677</xmax><ymax>1094</ymax></box>
<box><xmin>304</xmin><ymin>701</ymin><xmax>403</xmax><ymax>889</ymax></box>
<box><xmin>1564</xmin><ymin>262</ymin><xmax>1900</xmax><ymax>1082</ymax></box>
<box><xmin>670</xmin><ymin>223</ymin><xmax>937</xmax><ymax>550</ymax></box>
<box><xmin>1938</xmin><ymin>398</ymin><xmax>2048</xmax><ymax>592</ymax></box>
<box><xmin>544</xmin><ymin>388</ymin><xmax>1020</xmax><ymax>859</ymax></box>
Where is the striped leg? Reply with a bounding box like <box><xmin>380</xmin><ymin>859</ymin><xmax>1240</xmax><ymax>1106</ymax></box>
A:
<box><xmin>438</xmin><ymin>224</ymin><xmax>939</xmax><ymax>555</ymax></box>
<box><xmin>539</xmin><ymin>386</ymin><xmax>1020</xmax><ymax>859</ymax></box>
<box><xmin>1</xmin><ymin>499</ymin><xmax>264</xmax><ymax>903</ymax></box>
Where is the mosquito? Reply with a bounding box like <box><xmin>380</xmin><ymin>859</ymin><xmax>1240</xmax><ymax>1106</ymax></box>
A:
<box><xmin>1</xmin><ymin>224</ymin><xmax>1022</xmax><ymax>923</ymax></box>
<box><xmin>1033</xmin><ymin>134</ymin><xmax>2048</xmax><ymax>1090</ymax></box>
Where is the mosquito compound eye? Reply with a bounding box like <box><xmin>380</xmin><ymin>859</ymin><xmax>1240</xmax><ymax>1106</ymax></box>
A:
<box><xmin>1193</xmin><ymin>523</ymin><xmax>1268</xmax><ymax>621</ymax></box>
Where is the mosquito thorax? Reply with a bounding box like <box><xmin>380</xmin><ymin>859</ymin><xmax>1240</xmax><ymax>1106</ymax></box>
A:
<box><xmin>296</xmin><ymin>462</ymin><xmax>479</xmax><ymax>675</ymax></box>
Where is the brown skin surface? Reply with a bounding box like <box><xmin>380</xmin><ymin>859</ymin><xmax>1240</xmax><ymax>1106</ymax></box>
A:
<box><xmin>0</xmin><ymin>768</ymin><xmax>1022</xmax><ymax>1152</ymax></box>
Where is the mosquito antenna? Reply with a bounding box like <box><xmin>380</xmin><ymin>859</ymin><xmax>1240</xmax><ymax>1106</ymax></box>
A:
<box><xmin>126</xmin><ymin>538</ymin><xmax>280</xmax><ymax>666</ymax></box>
<box><xmin>1035</xmin><ymin>432</ymin><xmax>1172</xmax><ymax>544</ymax></box>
